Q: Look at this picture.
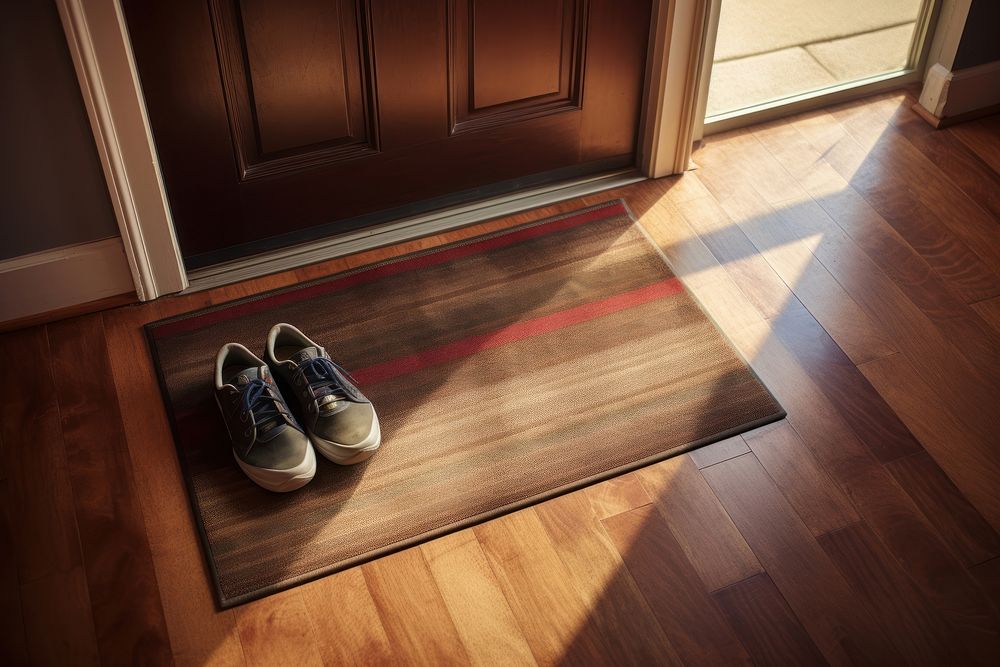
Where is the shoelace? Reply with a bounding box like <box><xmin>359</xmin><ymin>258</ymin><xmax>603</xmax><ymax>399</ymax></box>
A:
<box><xmin>239</xmin><ymin>378</ymin><xmax>286</xmax><ymax>447</ymax></box>
<box><xmin>293</xmin><ymin>356</ymin><xmax>359</xmax><ymax>411</ymax></box>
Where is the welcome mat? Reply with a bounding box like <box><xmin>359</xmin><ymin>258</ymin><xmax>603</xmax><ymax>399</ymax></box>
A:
<box><xmin>147</xmin><ymin>200</ymin><xmax>784</xmax><ymax>607</ymax></box>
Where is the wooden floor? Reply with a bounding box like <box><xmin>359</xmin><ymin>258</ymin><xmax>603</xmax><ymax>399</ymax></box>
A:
<box><xmin>3</xmin><ymin>90</ymin><xmax>1000</xmax><ymax>666</ymax></box>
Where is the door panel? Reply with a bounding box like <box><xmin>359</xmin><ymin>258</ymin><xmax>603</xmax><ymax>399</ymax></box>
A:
<box><xmin>123</xmin><ymin>0</ymin><xmax>651</xmax><ymax>267</ymax></box>
<box><xmin>451</xmin><ymin>0</ymin><xmax>585</xmax><ymax>132</ymax></box>
<box><xmin>580</xmin><ymin>0</ymin><xmax>655</xmax><ymax>160</ymax></box>
<box><xmin>472</xmin><ymin>0</ymin><xmax>563</xmax><ymax>108</ymax></box>
<box><xmin>371</xmin><ymin>1</ymin><xmax>448</xmax><ymax>149</ymax></box>
<box><xmin>210</xmin><ymin>0</ymin><xmax>378</xmax><ymax>179</ymax></box>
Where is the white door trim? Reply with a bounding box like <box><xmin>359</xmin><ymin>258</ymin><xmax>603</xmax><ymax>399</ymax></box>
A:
<box><xmin>56</xmin><ymin>0</ymin><xmax>187</xmax><ymax>300</ymax></box>
<box><xmin>638</xmin><ymin>0</ymin><xmax>713</xmax><ymax>178</ymax></box>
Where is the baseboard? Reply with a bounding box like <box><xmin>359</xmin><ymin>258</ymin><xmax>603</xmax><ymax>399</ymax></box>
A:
<box><xmin>917</xmin><ymin>60</ymin><xmax>1000</xmax><ymax>125</ymax></box>
<box><xmin>913</xmin><ymin>100</ymin><xmax>1000</xmax><ymax>128</ymax></box>
<box><xmin>0</xmin><ymin>238</ymin><xmax>135</xmax><ymax>325</ymax></box>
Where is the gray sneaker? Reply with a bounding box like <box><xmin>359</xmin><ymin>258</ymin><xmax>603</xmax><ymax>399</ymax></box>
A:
<box><xmin>264</xmin><ymin>323</ymin><xmax>381</xmax><ymax>465</ymax></box>
<box><xmin>214</xmin><ymin>343</ymin><xmax>316</xmax><ymax>492</ymax></box>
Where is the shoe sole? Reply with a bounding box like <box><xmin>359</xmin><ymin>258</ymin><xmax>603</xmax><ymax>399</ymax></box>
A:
<box><xmin>310</xmin><ymin>414</ymin><xmax>382</xmax><ymax>465</ymax></box>
<box><xmin>234</xmin><ymin>444</ymin><xmax>317</xmax><ymax>492</ymax></box>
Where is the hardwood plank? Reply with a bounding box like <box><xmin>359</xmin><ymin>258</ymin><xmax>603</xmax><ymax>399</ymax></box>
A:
<box><xmin>886</xmin><ymin>451</ymin><xmax>1000</xmax><ymax>568</ymax></box>
<box><xmin>796</xmin><ymin>108</ymin><xmax>1000</xmax><ymax>284</ymax></box>
<box><xmin>628</xmin><ymin>187</ymin><xmax>768</xmax><ymax>336</ymax></box>
<box><xmin>636</xmin><ymin>455</ymin><xmax>762</xmax><ymax>592</ymax></box>
<box><xmin>235</xmin><ymin>592</ymin><xmax>324</xmax><ymax>667</ymax></box>
<box><xmin>660</xmin><ymin>170</ymin><xmax>712</xmax><ymax>204</ymax></box>
<box><xmin>20</xmin><ymin>572</ymin><xmax>100</xmax><ymax>667</ymax></box>
<box><xmin>692</xmin><ymin>131</ymin><xmax>756</xmax><ymax>201</ymax></box>
<box><xmin>889</xmin><ymin>100</ymin><xmax>1000</xmax><ymax>223</ymax></box>
<box><xmin>712</xmin><ymin>573</ymin><xmax>826</xmax><ymax>666</ymax></box>
<box><xmin>950</xmin><ymin>115</ymin><xmax>1000</xmax><ymax>175</ymax></box>
<box><xmin>769</xmin><ymin>298</ymin><xmax>922</xmax><ymax>463</ymax></box>
<box><xmin>474</xmin><ymin>509</ymin><xmax>604</xmax><ymax>665</ymax></box>
<box><xmin>745</xmin><ymin>121</ymin><xmax>1000</xmax><ymax>408</ymax></box>
<box><xmin>423</xmin><ymin>531</ymin><xmax>536</xmax><ymax>666</ymax></box>
<box><xmin>844</xmin><ymin>171</ymin><xmax>1000</xmax><ymax>303</ymax></box>
<box><xmin>860</xmin><ymin>353</ymin><xmax>1000</xmax><ymax>534</ymax></box>
<box><xmin>702</xmin><ymin>453</ymin><xmax>897</xmax><ymax>665</ymax></box>
<box><xmin>789</xmin><ymin>106</ymin><xmax>997</xmax><ymax>299</ymax></box>
<box><xmin>818</xmin><ymin>522</ymin><xmax>964</xmax><ymax>666</ymax></box>
<box><xmin>702</xmin><ymin>129</ymin><xmax>997</xmax><ymax>452</ymax></box>
<box><xmin>753</xmin><ymin>123</ymin><xmax>1000</xmax><ymax>384</ymax></box>
<box><xmin>0</xmin><ymin>481</ymin><xmax>27</xmax><ymax>665</ymax></box>
<box><xmin>972</xmin><ymin>296</ymin><xmax>1000</xmax><ymax>334</ymax></box>
<box><xmin>0</xmin><ymin>327</ymin><xmax>100</xmax><ymax>666</ymax></box>
<box><xmin>733</xmin><ymin>324</ymin><xmax>1000</xmax><ymax>663</ymax></box>
<box><xmin>602</xmin><ymin>504</ymin><xmax>749</xmax><ymax>665</ymax></box>
<box><xmin>754</xmin><ymin>114</ymin><xmax>1000</xmax><ymax>306</ymax></box>
<box><xmin>694</xmin><ymin>146</ymin><xmax>899</xmax><ymax>365</ymax></box>
<box><xmin>102</xmin><ymin>306</ymin><xmax>246</xmax><ymax>666</ymax></box>
<box><xmin>778</xmin><ymin>194</ymin><xmax>1000</xmax><ymax>400</ymax></box>
<box><xmin>672</xmin><ymin>192</ymin><xmax>791</xmax><ymax>320</ymax></box>
<box><xmin>972</xmin><ymin>557</ymin><xmax>1000</xmax><ymax>612</ymax></box>
<box><xmin>636</xmin><ymin>155</ymin><xmax>1000</xmax><ymax>664</ymax></box>
<box><xmin>687</xmin><ymin>435</ymin><xmax>751</xmax><ymax>469</ymax></box>
<box><xmin>298</xmin><ymin>568</ymin><xmax>395</xmax><ymax>666</ymax></box>
<box><xmin>583</xmin><ymin>471</ymin><xmax>651</xmax><ymax>520</ymax></box>
<box><xmin>744</xmin><ymin>126</ymin><xmax>1000</xmax><ymax>444</ymax></box>
<box><xmin>363</xmin><ymin>547</ymin><xmax>468</xmax><ymax>665</ymax></box>
<box><xmin>715</xmin><ymin>129</ymin><xmax>810</xmax><ymax>205</ymax></box>
<box><xmin>743</xmin><ymin>421</ymin><xmax>859</xmax><ymax>536</ymax></box>
<box><xmin>535</xmin><ymin>490</ymin><xmax>683</xmax><ymax>666</ymax></box>
<box><xmin>0</xmin><ymin>328</ymin><xmax>86</xmax><ymax>584</ymax></box>
<box><xmin>47</xmin><ymin>314</ymin><xmax>172</xmax><ymax>666</ymax></box>
<box><xmin>850</xmin><ymin>91</ymin><xmax>1000</xmax><ymax>222</ymax></box>
<box><xmin>831</xmin><ymin>101</ymin><xmax>1000</xmax><ymax>273</ymax></box>
<box><xmin>816</xmin><ymin>181</ymin><xmax>1000</xmax><ymax>361</ymax></box>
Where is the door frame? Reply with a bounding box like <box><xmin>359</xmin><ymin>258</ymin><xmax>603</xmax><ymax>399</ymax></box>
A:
<box><xmin>59</xmin><ymin>0</ymin><xmax>705</xmax><ymax>298</ymax></box>
<box><xmin>56</xmin><ymin>0</ymin><xmax>187</xmax><ymax>300</ymax></box>
<box><xmin>638</xmin><ymin>0</ymin><xmax>714</xmax><ymax>177</ymax></box>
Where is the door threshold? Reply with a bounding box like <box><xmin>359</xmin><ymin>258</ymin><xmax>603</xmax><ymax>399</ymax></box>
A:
<box><xmin>184</xmin><ymin>168</ymin><xmax>645</xmax><ymax>293</ymax></box>
<box><xmin>702</xmin><ymin>69</ymin><xmax>923</xmax><ymax>136</ymax></box>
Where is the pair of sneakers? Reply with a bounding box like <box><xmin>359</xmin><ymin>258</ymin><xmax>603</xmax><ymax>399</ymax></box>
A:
<box><xmin>213</xmin><ymin>323</ymin><xmax>381</xmax><ymax>492</ymax></box>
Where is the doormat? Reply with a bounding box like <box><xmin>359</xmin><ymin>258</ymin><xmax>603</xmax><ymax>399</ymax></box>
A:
<box><xmin>147</xmin><ymin>200</ymin><xmax>784</xmax><ymax>607</ymax></box>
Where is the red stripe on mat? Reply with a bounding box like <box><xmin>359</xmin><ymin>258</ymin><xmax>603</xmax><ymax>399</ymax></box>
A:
<box><xmin>152</xmin><ymin>202</ymin><xmax>630</xmax><ymax>339</ymax></box>
<box><xmin>353</xmin><ymin>277</ymin><xmax>683</xmax><ymax>386</ymax></box>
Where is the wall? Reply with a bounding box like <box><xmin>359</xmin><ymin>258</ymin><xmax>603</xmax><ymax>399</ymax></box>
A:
<box><xmin>953</xmin><ymin>0</ymin><xmax>1000</xmax><ymax>69</ymax></box>
<box><xmin>0</xmin><ymin>0</ymin><xmax>118</xmax><ymax>261</ymax></box>
<box><xmin>917</xmin><ymin>0</ymin><xmax>1000</xmax><ymax>123</ymax></box>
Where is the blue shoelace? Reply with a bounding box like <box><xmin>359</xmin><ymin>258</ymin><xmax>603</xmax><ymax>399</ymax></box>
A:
<box><xmin>239</xmin><ymin>378</ymin><xmax>285</xmax><ymax>439</ymax></box>
<box><xmin>294</xmin><ymin>356</ymin><xmax>358</xmax><ymax>404</ymax></box>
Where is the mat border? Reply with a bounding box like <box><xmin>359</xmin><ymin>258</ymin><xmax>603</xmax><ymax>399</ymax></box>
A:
<box><xmin>147</xmin><ymin>200</ymin><xmax>630</xmax><ymax>337</ymax></box>
<box><xmin>144</xmin><ymin>199</ymin><xmax>786</xmax><ymax>609</ymax></box>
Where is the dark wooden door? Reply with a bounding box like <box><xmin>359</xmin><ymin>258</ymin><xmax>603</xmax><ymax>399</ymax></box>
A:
<box><xmin>123</xmin><ymin>0</ymin><xmax>652</xmax><ymax>267</ymax></box>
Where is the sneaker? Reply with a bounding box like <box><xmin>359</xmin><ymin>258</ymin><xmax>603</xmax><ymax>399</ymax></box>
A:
<box><xmin>214</xmin><ymin>343</ymin><xmax>316</xmax><ymax>492</ymax></box>
<box><xmin>264</xmin><ymin>323</ymin><xmax>381</xmax><ymax>465</ymax></box>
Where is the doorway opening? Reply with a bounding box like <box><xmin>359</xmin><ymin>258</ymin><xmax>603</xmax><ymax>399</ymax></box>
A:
<box><xmin>701</xmin><ymin>0</ymin><xmax>937</xmax><ymax>133</ymax></box>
